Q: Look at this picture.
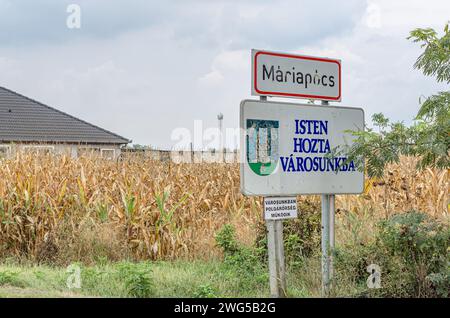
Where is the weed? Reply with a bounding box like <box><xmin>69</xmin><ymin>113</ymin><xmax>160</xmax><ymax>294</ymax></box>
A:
<box><xmin>0</xmin><ymin>270</ymin><xmax>26</xmax><ymax>288</ymax></box>
<box><xmin>215</xmin><ymin>224</ymin><xmax>239</xmax><ymax>255</ymax></box>
<box><xmin>334</xmin><ymin>211</ymin><xmax>450</xmax><ymax>297</ymax></box>
<box><xmin>194</xmin><ymin>284</ymin><xmax>217</xmax><ymax>298</ymax></box>
<box><xmin>117</xmin><ymin>262</ymin><xmax>154</xmax><ymax>298</ymax></box>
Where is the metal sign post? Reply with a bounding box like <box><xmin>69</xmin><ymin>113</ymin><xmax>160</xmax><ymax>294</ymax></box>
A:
<box><xmin>321</xmin><ymin>192</ymin><xmax>336</xmax><ymax>296</ymax></box>
<box><xmin>260</xmin><ymin>95</ymin><xmax>287</xmax><ymax>298</ymax></box>
<box><xmin>329</xmin><ymin>193</ymin><xmax>335</xmax><ymax>286</ymax></box>
<box><xmin>264</xmin><ymin>196</ymin><xmax>297</xmax><ymax>297</ymax></box>
<box><xmin>321</xmin><ymin>193</ymin><xmax>331</xmax><ymax>295</ymax></box>
<box><xmin>320</xmin><ymin>100</ymin><xmax>335</xmax><ymax>296</ymax></box>
<box><xmin>266</xmin><ymin>218</ymin><xmax>287</xmax><ymax>297</ymax></box>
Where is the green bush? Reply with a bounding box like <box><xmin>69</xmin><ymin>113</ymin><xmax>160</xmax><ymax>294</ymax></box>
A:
<box><xmin>426</xmin><ymin>272</ymin><xmax>450</xmax><ymax>298</ymax></box>
<box><xmin>194</xmin><ymin>284</ymin><xmax>217</xmax><ymax>298</ymax></box>
<box><xmin>80</xmin><ymin>265</ymin><xmax>104</xmax><ymax>287</ymax></box>
<box><xmin>215</xmin><ymin>224</ymin><xmax>267</xmax><ymax>290</ymax></box>
<box><xmin>375</xmin><ymin>211</ymin><xmax>449</xmax><ymax>297</ymax></box>
<box><xmin>216</xmin><ymin>224</ymin><xmax>264</xmax><ymax>271</ymax></box>
<box><xmin>283</xmin><ymin>201</ymin><xmax>321</xmax><ymax>259</ymax></box>
<box><xmin>215</xmin><ymin>224</ymin><xmax>239</xmax><ymax>255</ymax></box>
<box><xmin>117</xmin><ymin>262</ymin><xmax>154</xmax><ymax>298</ymax></box>
<box><xmin>0</xmin><ymin>270</ymin><xmax>26</xmax><ymax>288</ymax></box>
<box><xmin>334</xmin><ymin>242</ymin><xmax>378</xmax><ymax>287</ymax></box>
<box><xmin>335</xmin><ymin>211</ymin><xmax>449</xmax><ymax>297</ymax></box>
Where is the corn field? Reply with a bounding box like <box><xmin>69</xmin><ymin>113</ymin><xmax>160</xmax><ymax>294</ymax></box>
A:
<box><xmin>0</xmin><ymin>153</ymin><xmax>448</xmax><ymax>265</ymax></box>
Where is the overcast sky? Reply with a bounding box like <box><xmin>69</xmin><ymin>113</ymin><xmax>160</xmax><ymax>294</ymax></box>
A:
<box><xmin>0</xmin><ymin>0</ymin><xmax>449</xmax><ymax>149</ymax></box>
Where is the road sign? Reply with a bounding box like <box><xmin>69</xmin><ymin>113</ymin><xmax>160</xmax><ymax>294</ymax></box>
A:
<box><xmin>264</xmin><ymin>197</ymin><xmax>298</xmax><ymax>220</ymax></box>
<box><xmin>240</xmin><ymin>99</ymin><xmax>364</xmax><ymax>196</ymax></box>
<box><xmin>251</xmin><ymin>49</ymin><xmax>341</xmax><ymax>101</ymax></box>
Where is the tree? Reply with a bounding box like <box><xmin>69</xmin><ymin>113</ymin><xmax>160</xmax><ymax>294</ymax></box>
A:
<box><xmin>336</xmin><ymin>23</ymin><xmax>450</xmax><ymax>178</ymax></box>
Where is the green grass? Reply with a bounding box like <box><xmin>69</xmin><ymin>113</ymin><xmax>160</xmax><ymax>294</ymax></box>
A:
<box><xmin>0</xmin><ymin>259</ymin><xmax>318</xmax><ymax>298</ymax></box>
<box><xmin>3</xmin><ymin>210</ymin><xmax>445</xmax><ymax>298</ymax></box>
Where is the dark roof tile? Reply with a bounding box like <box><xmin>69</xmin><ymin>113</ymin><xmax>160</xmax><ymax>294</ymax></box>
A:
<box><xmin>0</xmin><ymin>86</ymin><xmax>130</xmax><ymax>144</ymax></box>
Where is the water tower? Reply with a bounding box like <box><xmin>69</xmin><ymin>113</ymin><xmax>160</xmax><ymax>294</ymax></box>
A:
<box><xmin>217</xmin><ymin>113</ymin><xmax>224</xmax><ymax>152</ymax></box>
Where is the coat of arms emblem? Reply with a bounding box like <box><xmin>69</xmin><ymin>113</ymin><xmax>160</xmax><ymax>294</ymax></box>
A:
<box><xmin>246</xmin><ymin>119</ymin><xmax>279</xmax><ymax>176</ymax></box>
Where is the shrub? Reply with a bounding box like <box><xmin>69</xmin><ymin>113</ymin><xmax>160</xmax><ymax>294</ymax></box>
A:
<box><xmin>216</xmin><ymin>224</ymin><xmax>264</xmax><ymax>271</ymax></box>
<box><xmin>426</xmin><ymin>271</ymin><xmax>450</xmax><ymax>298</ymax></box>
<box><xmin>335</xmin><ymin>211</ymin><xmax>450</xmax><ymax>297</ymax></box>
<box><xmin>215</xmin><ymin>224</ymin><xmax>239</xmax><ymax>255</ymax></box>
<box><xmin>283</xmin><ymin>200</ymin><xmax>321</xmax><ymax>259</ymax></box>
<box><xmin>334</xmin><ymin>242</ymin><xmax>378</xmax><ymax>287</ymax></box>
<box><xmin>0</xmin><ymin>270</ymin><xmax>26</xmax><ymax>288</ymax></box>
<box><xmin>194</xmin><ymin>284</ymin><xmax>217</xmax><ymax>298</ymax></box>
<box><xmin>215</xmin><ymin>224</ymin><xmax>267</xmax><ymax>290</ymax></box>
<box><xmin>117</xmin><ymin>262</ymin><xmax>154</xmax><ymax>298</ymax></box>
<box><xmin>375</xmin><ymin>211</ymin><xmax>450</xmax><ymax>297</ymax></box>
<box><xmin>77</xmin><ymin>265</ymin><xmax>105</xmax><ymax>293</ymax></box>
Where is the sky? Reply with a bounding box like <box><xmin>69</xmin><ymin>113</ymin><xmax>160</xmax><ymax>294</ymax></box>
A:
<box><xmin>0</xmin><ymin>0</ymin><xmax>449</xmax><ymax>150</ymax></box>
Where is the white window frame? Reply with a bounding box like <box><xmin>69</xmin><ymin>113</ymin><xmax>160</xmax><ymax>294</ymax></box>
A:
<box><xmin>22</xmin><ymin>145</ymin><xmax>55</xmax><ymax>154</ymax></box>
<box><xmin>0</xmin><ymin>145</ymin><xmax>11</xmax><ymax>158</ymax></box>
<box><xmin>101</xmin><ymin>148</ymin><xmax>115</xmax><ymax>159</ymax></box>
<box><xmin>78</xmin><ymin>147</ymin><xmax>100</xmax><ymax>156</ymax></box>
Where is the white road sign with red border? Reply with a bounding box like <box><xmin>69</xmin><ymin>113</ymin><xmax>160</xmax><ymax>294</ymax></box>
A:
<box><xmin>251</xmin><ymin>49</ymin><xmax>341</xmax><ymax>101</ymax></box>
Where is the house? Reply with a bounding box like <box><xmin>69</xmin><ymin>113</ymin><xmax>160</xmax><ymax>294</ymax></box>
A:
<box><xmin>0</xmin><ymin>86</ymin><xmax>130</xmax><ymax>158</ymax></box>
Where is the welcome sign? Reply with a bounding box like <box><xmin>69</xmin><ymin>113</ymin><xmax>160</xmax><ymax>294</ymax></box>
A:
<box><xmin>251</xmin><ymin>49</ymin><xmax>341</xmax><ymax>101</ymax></box>
<box><xmin>240</xmin><ymin>99</ymin><xmax>364</xmax><ymax>195</ymax></box>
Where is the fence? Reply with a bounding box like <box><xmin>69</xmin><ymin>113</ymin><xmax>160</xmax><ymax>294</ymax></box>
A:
<box><xmin>121</xmin><ymin>148</ymin><xmax>240</xmax><ymax>163</ymax></box>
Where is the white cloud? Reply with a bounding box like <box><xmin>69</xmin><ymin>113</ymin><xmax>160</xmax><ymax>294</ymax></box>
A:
<box><xmin>365</xmin><ymin>2</ymin><xmax>382</xmax><ymax>29</ymax></box>
<box><xmin>198</xmin><ymin>50</ymin><xmax>247</xmax><ymax>87</ymax></box>
<box><xmin>198</xmin><ymin>70</ymin><xmax>224</xmax><ymax>86</ymax></box>
<box><xmin>0</xmin><ymin>0</ymin><xmax>448</xmax><ymax>148</ymax></box>
<box><xmin>297</xmin><ymin>0</ymin><xmax>449</xmax><ymax>125</ymax></box>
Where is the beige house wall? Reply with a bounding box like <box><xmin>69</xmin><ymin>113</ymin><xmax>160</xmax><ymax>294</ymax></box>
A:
<box><xmin>0</xmin><ymin>143</ymin><xmax>122</xmax><ymax>159</ymax></box>
<box><xmin>122</xmin><ymin>149</ymin><xmax>240</xmax><ymax>163</ymax></box>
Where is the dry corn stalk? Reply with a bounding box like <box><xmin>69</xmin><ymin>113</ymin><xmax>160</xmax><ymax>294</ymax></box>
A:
<box><xmin>0</xmin><ymin>153</ymin><xmax>447</xmax><ymax>262</ymax></box>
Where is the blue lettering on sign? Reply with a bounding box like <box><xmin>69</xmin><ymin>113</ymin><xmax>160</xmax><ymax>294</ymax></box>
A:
<box><xmin>280</xmin><ymin>119</ymin><xmax>357</xmax><ymax>173</ymax></box>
